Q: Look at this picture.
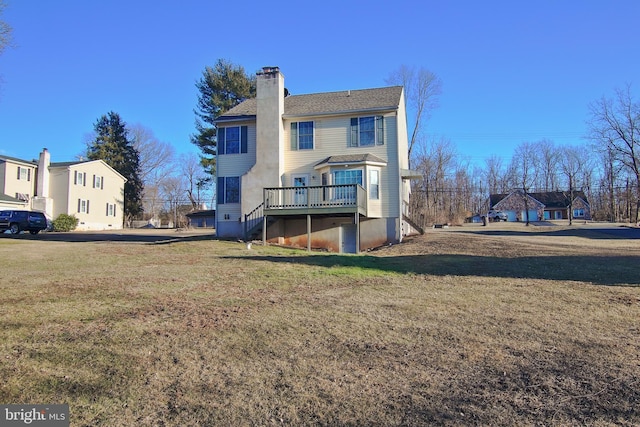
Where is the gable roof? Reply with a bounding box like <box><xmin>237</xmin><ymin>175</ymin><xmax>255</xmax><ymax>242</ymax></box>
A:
<box><xmin>491</xmin><ymin>190</ymin><xmax>589</xmax><ymax>209</ymax></box>
<box><xmin>315</xmin><ymin>154</ymin><xmax>387</xmax><ymax>168</ymax></box>
<box><xmin>50</xmin><ymin>159</ymin><xmax>127</xmax><ymax>182</ymax></box>
<box><xmin>217</xmin><ymin>86</ymin><xmax>404</xmax><ymax>121</ymax></box>
<box><xmin>0</xmin><ymin>155</ymin><xmax>37</xmax><ymax>167</ymax></box>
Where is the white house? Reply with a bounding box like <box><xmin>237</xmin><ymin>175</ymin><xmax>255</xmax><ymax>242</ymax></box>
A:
<box><xmin>215</xmin><ymin>67</ymin><xmax>418</xmax><ymax>253</ymax></box>
<box><xmin>0</xmin><ymin>149</ymin><xmax>126</xmax><ymax>230</ymax></box>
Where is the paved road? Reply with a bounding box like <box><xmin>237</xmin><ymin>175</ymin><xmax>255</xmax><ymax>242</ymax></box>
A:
<box><xmin>0</xmin><ymin>228</ymin><xmax>216</xmax><ymax>243</ymax></box>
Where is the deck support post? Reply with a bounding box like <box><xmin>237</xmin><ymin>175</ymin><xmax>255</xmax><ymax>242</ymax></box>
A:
<box><xmin>262</xmin><ymin>215</ymin><xmax>267</xmax><ymax>246</ymax></box>
<box><xmin>355</xmin><ymin>213</ymin><xmax>360</xmax><ymax>253</ymax></box>
<box><xmin>307</xmin><ymin>214</ymin><xmax>311</xmax><ymax>252</ymax></box>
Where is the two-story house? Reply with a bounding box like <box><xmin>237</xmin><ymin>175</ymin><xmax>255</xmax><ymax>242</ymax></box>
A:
<box><xmin>215</xmin><ymin>67</ymin><xmax>417</xmax><ymax>253</ymax></box>
<box><xmin>0</xmin><ymin>149</ymin><xmax>126</xmax><ymax>230</ymax></box>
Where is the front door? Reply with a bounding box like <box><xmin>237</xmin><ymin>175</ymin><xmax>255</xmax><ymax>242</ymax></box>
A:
<box><xmin>292</xmin><ymin>174</ymin><xmax>309</xmax><ymax>206</ymax></box>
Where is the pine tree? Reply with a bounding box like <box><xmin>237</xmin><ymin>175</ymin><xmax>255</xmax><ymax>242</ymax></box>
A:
<box><xmin>88</xmin><ymin>111</ymin><xmax>144</xmax><ymax>220</ymax></box>
<box><xmin>191</xmin><ymin>59</ymin><xmax>256</xmax><ymax>175</ymax></box>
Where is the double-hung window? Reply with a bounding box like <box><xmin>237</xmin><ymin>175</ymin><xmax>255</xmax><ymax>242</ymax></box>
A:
<box><xmin>218</xmin><ymin>126</ymin><xmax>248</xmax><ymax>155</ymax></box>
<box><xmin>77</xmin><ymin>199</ymin><xmax>90</xmax><ymax>214</ymax></box>
<box><xmin>350</xmin><ymin>116</ymin><xmax>384</xmax><ymax>147</ymax></box>
<box><xmin>93</xmin><ymin>175</ymin><xmax>104</xmax><ymax>189</ymax></box>
<box><xmin>290</xmin><ymin>121</ymin><xmax>314</xmax><ymax>150</ymax></box>
<box><xmin>17</xmin><ymin>167</ymin><xmax>31</xmax><ymax>181</ymax></box>
<box><xmin>106</xmin><ymin>203</ymin><xmax>116</xmax><ymax>217</ymax></box>
<box><xmin>369</xmin><ymin>170</ymin><xmax>379</xmax><ymax>200</ymax></box>
<box><xmin>217</xmin><ymin>176</ymin><xmax>240</xmax><ymax>205</ymax></box>
<box><xmin>74</xmin><ymin>171</ymin><xmax>86</xmax><ymax>186</ymax></box>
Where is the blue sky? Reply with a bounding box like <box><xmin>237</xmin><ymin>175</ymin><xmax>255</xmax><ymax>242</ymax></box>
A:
<box><xmin>1</xmin><ymin>0</ymin><xmax>638</xmax><ymax>166</ymax></box>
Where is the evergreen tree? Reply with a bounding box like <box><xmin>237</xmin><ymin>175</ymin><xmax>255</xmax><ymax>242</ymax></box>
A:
<box><xmin>191</xmin><ymin>59</ymin><xmax>256</xmax><ymax>175</ymax></box>
<box><xmin>88</xmin><ymin>111</ymin><xmax>144</xmax><ymax>220</ymax></box>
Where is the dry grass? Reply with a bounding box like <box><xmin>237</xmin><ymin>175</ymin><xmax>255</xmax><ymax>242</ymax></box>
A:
<box><xmin>1</xmin><ymin>224</ymin><xmax>639</xmax><ymax>426</ymax></box>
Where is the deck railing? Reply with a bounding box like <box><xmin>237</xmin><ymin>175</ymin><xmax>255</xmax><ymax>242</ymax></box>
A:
<box><xmin>263</xmin><ymin>184</ymin><xmax>366</xmax><ymax>214</ymax></box>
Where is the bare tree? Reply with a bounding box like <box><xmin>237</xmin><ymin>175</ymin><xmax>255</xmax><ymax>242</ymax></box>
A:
<box><xmin>386</xmin><ymin>65</ymin><xmax>442</xmax><ymax>166</ymax></box>
<box><xmin>534</xmin><ymin>139</ymin><xmax>560</xmax><ymax>191</ymax></box>
<box><xmin>180</xmin><ymin>153</ymin><xmax>211</xmax><ymax>209</ymax></box>
<box><xmin>128</xmin><ymin>123</ymin><xmax>176</xmax><ymax>186</ymax></box>
<box><xmin>0</xmin><ymin>0</ymin><xmax>13</xmax><ymax>57</ymax></box>
<box><xmin>558</xmin><ymin>146</ymin><xmax>587</xmax><ymax>225</ymax></box>
<box><xmin>483</xmin><ymin>155</ymin><xmax>504</xmax><ymax>195</ymax></box>
<box><xmin>161</xmin><ymin>176</ymin><xmax>187</xmax><ymax>228</ymax></box>
<box><xmin>587</xmin><ymin>84</ymin><xmax>640</xmax><ymax>223</ymax></box>
<box><xmin>512</xmin><ymin>141</ymin><xmax>538</xmax><ymax>225</ymax></box>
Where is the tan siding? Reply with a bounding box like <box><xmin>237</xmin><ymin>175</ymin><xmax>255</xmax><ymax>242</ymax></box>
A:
<box><xmin>50</xmin><ymin>161</ymin><xmax>125</xmax><ymax>230</ymax></box>
<box><xmin>283</xmin><ymin>114</ymin><xmax>400</xmax><ymax>218</ymax></box>
<box><xmin>217</xmin><ymin>124</ymin><xmax>257</xmax><ymax>224</ymax></box>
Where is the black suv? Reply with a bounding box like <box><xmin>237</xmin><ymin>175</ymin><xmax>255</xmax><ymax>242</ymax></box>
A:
<box><xmin>0</xmin><ymin>210</ymin><xmax>49</xmax><ymax>235</ymax></box>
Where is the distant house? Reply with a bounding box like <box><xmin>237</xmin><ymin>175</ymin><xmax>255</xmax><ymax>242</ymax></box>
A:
<box><xmin>489</xmin><ymin>190</ymin><xmax>591</xmax><ymax>222</ymax></box>
<box><xmin>0</xmin><ymin>149</ymin><xmax>127</xmax><ymax>230</ymax></box>
<box><xmin>214</xmin><ymin>66</ymin><xmax>418</xmax><ymax>253</ymax></box>
<box><xmin>186</xmin><ymin>209</ymin><xmax>216</xmax><ymax>228</ymax></box>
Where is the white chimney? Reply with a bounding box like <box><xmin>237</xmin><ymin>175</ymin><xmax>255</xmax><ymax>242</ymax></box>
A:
<box><xmin>255</xmin><ymin>66</ymin><xmax>285</xmax><ymax>183</ymax></box>
<box><xmin>36</xmin><ymin>148</ymin><xmax>50</xmax><ymax>198</ymax></box>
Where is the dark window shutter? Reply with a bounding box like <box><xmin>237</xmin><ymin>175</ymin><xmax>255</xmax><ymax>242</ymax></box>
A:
<box><xmin>83</xmin><ymin>173</ymin><xmax>87</xmax><ymax>186</ymax></box>
<box><xmin>17</xmin><ymin>167</ymin><xmax>21</xmax><ymax>180</ymax></box>
<box><xmin>93</xmin><ymin>175</ymin><xmax>96</xmax><ymax>188</ymax></box>
<box><xmin>86</xmin><ymin>200</ymin><xmax>90</xmax><ymax>214</ymax></box>
<box><xmin>101</xmin><ymin>177</ymin><xmax>104</xmax><ymax>190</ymax></box>
<box><xmin>376</xmin><ymin>116</ymin><xmax>384</xmax><ymax>145</ymax></box>
<box><xmin>350</xmin><ymin>118</ymin><xmax>358</xmax><ymax>147</ymax></box>
<box><xmin>241</xmin><ymin>126</ymin><xmax>248</xmax><ymax>153</ymax></box>
<box><xmin>217</xmin><ymin>177</ymin><xmax>225</xmax><ymax>205</ymax></box>
<box><xmin>74</xmin><ymin>171</ymin><xmax>77</xmax><ymax>185</ymax></box>
<box><xmin>106</xmin><ymin>203</ymin><xmax>109</xmax><ymax>216</ymax></box>
<box><xmin>217</xmin><ymin>128</ymin><xmax>225</xmax><ymax>155</ymax></box>
<box><xmin>290</xmin><ymin>122</ymin><xmax>298</xmax><ymax>151</ymax></box>
<box><xmin>77</xmin><ymin>199</ymin><xmax>81</xmax><ymax>213</ymax></box>
<box><xmin>27</xmin><ymin>169</ymin><xmax>31</xmax><ymax>181</ymax></box>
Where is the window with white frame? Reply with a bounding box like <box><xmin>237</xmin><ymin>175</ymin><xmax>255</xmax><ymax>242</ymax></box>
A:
<box><xmin>573</xmin><ymin>208</ymin><xmax>585</xmax><ymax>218</ymax></box>
<box><xmin>106</xmin><ymin>203</ymin><xmax>116</xmax><ymax>217</ymax></box>
<box><xmin>77</xmin><ymin>199</ymin><xmax>90</xmax><ymax>214</ymax></box>
<box><xmin>217</xmin><ymin>176</ymin><xmax>240</xmax><ymax>204</ymax></box>
<box><xmin>349</xmin><ymin>116</ymin><xmax>384</xmax><ymax>147</ymax></box>
<box><xmin>333</xmin><ymin>169</ymin><xmax>362</xmax><ymax>201</ymax></box>
<box><xmin>217</xmin><ymin>126</ymin><xmax>248</xmax><ymax>155</ymax></box>
<box><xmin>17</xmin><ymin>167</ymin><xmax>31</xmax><ymax>181</ymax></box>
<box><xmin>74</xmin><ymin>171</ymin><xmax>86</xmax><ymax>186</ymax></box>
<box><xmin>93</xmin><ymin>175</ymin><xmax>103</xmax><ymax>189</ymax></box>
<box><xmin>369</xmin><ymin>170</ymin><xmax>379</xmax><ymax>200</ymax></box>
<box><xmin>290</xmin><ymin>121</ymin><xmax>314</xmax><ymax>150</ymax></box>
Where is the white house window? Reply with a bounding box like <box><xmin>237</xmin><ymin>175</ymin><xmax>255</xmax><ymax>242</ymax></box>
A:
<box><xmin>217</xmin><ymin>176</ymin><xmax>240</xmax><ymax>204</ymax></box>
<box><xmin>106</xmin><ymin>203</ymin><xmax>116</xmax><ymax>217</ymax></box>
<box><xmin>94</xmin><ymin>175</ymin><xmax>104</xmax><ymax>189</ymax></box>
<box><xmin>75</xmin><ymin>171</ymin><xmax>86</xmax><ymax>186</ymax></box>
<box><xmin>17</xmin><ymin>167</ymin><xmax>31</xmax><ymax>181</ymax></box>
<box><xmin>218</xmin><ymin>126</ymin><xmax>248</xmax><ymax>155</ymax></box>
<box><xmin>369</xmin><ymin>170</ymin><xmax>379</xmax><ymax>200</ymax></box>
<box><xmin>333</xmin><ymin>169</ymin><xmax>362</xmax><ymax>200</ymax></box>
<box><xmin>290</xmin><ymin>121</ymin><xmax>314</xmax><ymax>150</ymax></box>
<box><xmin>350</xmin><ymin>116</ymin><xmax>384</xmax><ymax>147</ymax></box>
<box><xmin>77</xmin><ymin>199</ymin><xmax>90</xmax><ymax>214</ymax></box>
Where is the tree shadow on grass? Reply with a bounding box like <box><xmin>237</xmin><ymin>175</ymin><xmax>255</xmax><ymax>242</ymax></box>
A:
<box><xmin>224</xmin><ymin>253</ymin><xmax>640</xmax><ymax>286</ymax></box>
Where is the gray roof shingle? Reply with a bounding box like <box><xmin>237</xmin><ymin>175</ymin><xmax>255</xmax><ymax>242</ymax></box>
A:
<box><xmin>315</xmin><ymin>154</ymin><xmax>388</xmax><ymax>167</ymax></box>
<box><xmin>218</xmin><ymin>86</ymin><xmax>403</xmax><ymax>120</ymax></box>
